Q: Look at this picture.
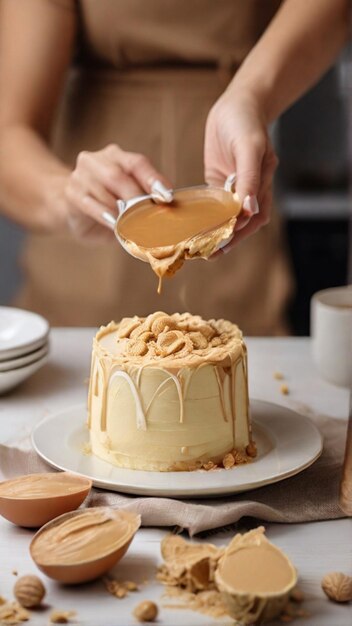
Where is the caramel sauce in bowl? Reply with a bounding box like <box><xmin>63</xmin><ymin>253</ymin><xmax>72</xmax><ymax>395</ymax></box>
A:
<box><xmin>215</xmin><ymin>527</ymin><xmax>297</xmax><ymax>624</ymax></box>
<box><xmin>117</xmin><ymin>186</ymin><xmax>240</xmax><ymax>249</ymax></box>
<box><xmin>30</xmin><ymin>507</ymin><xmax>141</xmax><ymax>584</ymax></box>
<box><xmin>115</xmin><ymin>186</ymin><xmax>241</xmax><ymax>291</ymax></box>
<box><xmin>0</xmin><ymin>472</ymin><xmax>92</xmax><ymax>528</ymax></box>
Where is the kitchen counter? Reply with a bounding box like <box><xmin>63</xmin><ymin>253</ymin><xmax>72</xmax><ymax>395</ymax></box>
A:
<box><xmin>0</xmin><ymin>331</ymin><xmax>351</xmax><ymax>626</ymax></box>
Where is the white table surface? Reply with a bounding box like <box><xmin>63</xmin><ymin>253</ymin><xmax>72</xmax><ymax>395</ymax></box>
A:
<box><xmin>0</xmin><ymin>331</ymin><xmax>351</xmax><ymax>626</ymax></box>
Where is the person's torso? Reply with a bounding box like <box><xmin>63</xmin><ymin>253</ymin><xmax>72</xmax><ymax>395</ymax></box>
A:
<box><xmin>76</xmin><ymin>0</ymin><xmax>283</xmax><ymax>71</ymax></box>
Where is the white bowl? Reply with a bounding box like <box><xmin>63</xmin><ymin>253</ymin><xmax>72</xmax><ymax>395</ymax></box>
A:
<box><xmin>0</xmin><ymin>354</ymin><xmax>49</xmax><ymax>395</ymax></box>
<box><xmin>0</xmin><ymin>343</ymin><xmax>49</xmax><ymax>373</ymax></box>
<box><xmin>0</xmin><ymin>307</ymin><xmax>49</xmax><ymax>361</ymax></box>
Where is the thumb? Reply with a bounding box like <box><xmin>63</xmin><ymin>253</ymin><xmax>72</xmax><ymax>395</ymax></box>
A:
<box><xmin>234</xmin><ymin>138</ymin><xmax>264</xmax><ymax>215</ymax></box>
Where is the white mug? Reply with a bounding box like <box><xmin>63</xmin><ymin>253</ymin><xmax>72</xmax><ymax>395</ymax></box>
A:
<box><xmin>311</xmin><ymin>286</ymin><xmax>352</xmax><ymax>387</ymax></box>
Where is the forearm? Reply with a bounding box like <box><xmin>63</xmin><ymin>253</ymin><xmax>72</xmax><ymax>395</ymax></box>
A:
<box><xmin>230</xmin><ymin>0</ymin><xmax>349</xmax><ymax>122</ymax></box>
<box><xmin>0</xmin><ymin>125</ymin><xmax>70</xmax><ymax>232</ymax></box>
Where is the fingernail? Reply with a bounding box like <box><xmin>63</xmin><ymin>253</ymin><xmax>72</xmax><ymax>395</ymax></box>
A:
<box><xmin>236</xmin><ymin>216</ymin><xmax>251</xmax><ymax>231</ymax></box>
<box><xmin>224</xmin><ymin>172</ymin><xmax>237</xmax><ymax>192</ymax></box>
<box><xmin>102</xmin><ymin>211</ymin><xmax>117</xmax><ymax>229</ymax></box>
<box><xmin>151</xmin><ymin>180</ymin><xmax>173</xmax><ymax>203</ymax></box>
<box><xmin>117</xmin><ymin>199</ymin><xmax>127</xmax><ymax>214</ymax></box>
<box><xmin>243</xmin><ymin>195</ymin><xmax>259</xmax><ymax>216</ymax></box>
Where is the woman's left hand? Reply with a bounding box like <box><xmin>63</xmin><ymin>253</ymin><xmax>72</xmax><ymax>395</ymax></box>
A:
<box><xmin>204</xmin><ymin>86</ymin><xmax>278</xmax><ymax>251</ymax></box>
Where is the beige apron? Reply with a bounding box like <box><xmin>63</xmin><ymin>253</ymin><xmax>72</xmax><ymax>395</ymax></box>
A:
<box><xmin>15</xmin><ymin>0</ymin><xmax>293</xmax><ymax>334</ymax></box>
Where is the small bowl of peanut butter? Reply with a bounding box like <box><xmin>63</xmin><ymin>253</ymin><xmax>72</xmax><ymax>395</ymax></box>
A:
<box><xmin>104</xmin><ymin>180</ymin><xmax>242</xmax><ymax>293</ymax></box>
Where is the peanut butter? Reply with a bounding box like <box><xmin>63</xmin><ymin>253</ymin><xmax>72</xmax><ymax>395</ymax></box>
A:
<box><xmin>31</xmin><ymin>509</ymin><xmax>138</xmax><ymax>566</ymax></box>
<box><xmin>215</xmin><ymin>527</ymin><xmax>297</xmax><ymax>624</ymax></box>
<box><xmin>0</xmin><ymin>474</ymin><xmax>87</xmax><ymax>499</ymax></box>
<box><xmin>116</xmin><ymin>188</ymin><xmax>241</xmax><ymax>292</ymax></box>
<box><xmin>219</xmin><ymin>545</ymin><xmax>293</xmax><ymax>594</ymax></box>
<box><xmin>118</xmin><ymin>193</ymin><xmax>238</xmax><ymax>247</ymax></box>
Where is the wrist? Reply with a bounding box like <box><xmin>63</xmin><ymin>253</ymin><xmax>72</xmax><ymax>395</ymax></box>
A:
<box><xmin>41</xmin><ymin>172</ymin><xmax>70</xmax><ymax>233</ymax></box>
<box><xmin>226</xmin><ymin>71</ymin><xmax>276</xmax><ymax>125</ymax></box>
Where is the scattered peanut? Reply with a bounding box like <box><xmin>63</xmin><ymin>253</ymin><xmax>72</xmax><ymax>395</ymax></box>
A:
<box><xmin>290</xmin><ymin>587</ymin><xmax>304</xmax><ymax>603</ymax></box>
<box><xmin>133</xmin><ymin>600</ymin><xmax>158</xmax><ymax>622</ymax></box>
<box><xmin>49</xmin><ymin>610</ymin><xmax>76</xmax><ymax>623</ymax></box>
<box><xmin>202</xmin><ymin>461</ymin><xmax>216</xmax><ymax>471</ymax></box>
<box><xmin>104</xmin><ymin>578</ymin><xmax>139</xmax><ymax>598</ymax></box>
<box><xmin>222</xmin><ymin>453</ymin><xmax>235</xmax><ymax>469</ymax></box>
<box><xmin>0</xmin><ymin>600</ymin><xmax>30</xmax><ymax>624</ymax></box>
<box><xmin>246</xmin><ymin>441</ymin><xmax>257</xmax><ymax>458</ymax></box>
<box><xmin>14</xmin><ymin>575</ymin><xmax>46</xmax><ymax>608</ymax></box>
<box><xmin>321</xmin><ymin>572</ymin><xmax>352</xmax><ymax>603</ymax></box>
<box><xmin>280</xmin><ymin>384</ymin><xmax>289</xmax><ymax>395</ymax></box>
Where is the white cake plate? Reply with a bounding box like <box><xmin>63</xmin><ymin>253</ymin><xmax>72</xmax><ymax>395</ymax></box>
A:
<box><xmin>31</xmin><ymin>400</ymin><xmax>323</xmax><ymax>498</ymax></box>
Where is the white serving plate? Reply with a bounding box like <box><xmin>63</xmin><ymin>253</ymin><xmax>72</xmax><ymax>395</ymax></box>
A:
<box><xmin>0</xmin><ymin>307</ymin><xmax>49</xmax><ymax>361</ymax></box>
<box><xmin>0</xmin><ymin>342</ymin><xmax>49</xmax><ymax>372</ymax></box>
<box><xmin>0</xmin><ymin>354</ymin><xmax>49</xmax><ymax>395</ymax></box>
<box><xmin>32</xmin><ymin>400</ymin><xmax>323</xmax><ymax>498</ymax></box>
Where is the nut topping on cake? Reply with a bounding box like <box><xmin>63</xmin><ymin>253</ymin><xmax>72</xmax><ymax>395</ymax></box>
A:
<box><xmin>117</xmin><ymin>317</ymin><xmax>141</xmax><ymax>338</ymax></box>
<box><xmin>151</xmin><ymin>315</ymin><xmax>177</xmax><ymax>335</ymax></box>
<box><xmin>157</xmin><ymin>330</ymin><xmax>191</xmax><ymax>356</ymax></box>
<box><xmin>114</xmin><ymin>312</ymin><xmax>238</xmax><ymax>360</ymax></box>
<box><xmin>127</xmin><ymin>339</ymin><xmax>148</xmax><ymax>356</ymax></box>
<box><xmin>189</xmin><ymin>332</ymin><xmax>208</xmax><ymax>350</ymax></box>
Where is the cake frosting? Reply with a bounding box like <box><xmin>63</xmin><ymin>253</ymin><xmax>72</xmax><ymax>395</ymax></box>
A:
<box><xmin>88</xmin><ymin>312</ymin><xmax>255</xmax><ymax>471</ymax></box>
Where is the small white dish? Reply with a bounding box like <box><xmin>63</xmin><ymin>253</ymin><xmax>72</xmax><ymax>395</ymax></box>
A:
<box><xmin>0</xmin><ymin>354</ymin><xmax>49</xmax><ymax>395</ymax></box>
<box><xmin>0</xmin><ymin>342</ymin><xmax>49</xmax><ymax>373</ymax></box>
<box><xmin>0</xmin><ymin>307</ymin><xmax>49</xmax><ymax>362</ymax></box>
<box><xmin>31</xmin><ymin>400</ymin><xmax>323</xmax><ymax>498</ymax></box>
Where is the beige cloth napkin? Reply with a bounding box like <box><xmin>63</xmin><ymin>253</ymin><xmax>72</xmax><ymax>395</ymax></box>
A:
<box><xmin>0</xmin><ymin>412</ymin><xmax>347</xmax><ymax>536</ymax></box>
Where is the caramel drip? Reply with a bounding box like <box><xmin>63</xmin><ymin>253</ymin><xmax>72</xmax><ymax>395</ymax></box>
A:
<box><xmin>92</xmin><ymin>325</ymin><xmax>246</xmax><ymax>443</ymax></box>
<box><xmin>100</xmin><ymin>358</ymin><xmax>113</xmax><ymax>431</ymax></box>
<box><xmin>229</xmin><ymin>354</ymin><xmax>239</xmax><ymax>447</ymax></box>
<box><xmin>214</xmin><ymin>365</ymin><xmax>229</xmax><ymax>423</ymax></box>
<box><xmin>87</xmin><ymin>353</ymin><xmax>96</xmax><ymax>428</ymax></box>
<box><xmin>242</xmin><ymin>344</ymin><xmax>251</xmax><ymax>442</ymax></box>
<box><xmin>136</xmin><ymin>364</ymin><xmax>148</xmax><ymax>388</ymax></box>
<box><xmin>95</xmin><ymin>354</ymin><xmax>243</xmax><ymax>437</ymax></box>
<box><xmin>181</xmin><ymin>368</ymin><xmax>194</xmax><ymax>400</ymax></box>
<box><xmin>143</xmin><ymin>367</ymin><xmax>184</xmax><ymax>423</ymax></box>
<box><xmin>157</xmin><ymin>275</ymin><xmax>163</xmax><ymax>295</ymax></box>
<box><xmin>96</xmin><ymin>360</ymin><xmax>185</xmax><ymax>432</ymax></box>
<box><xmin>145</xmin><ymin>377</ymin><xmax>171</xmax><ymax>414</ymax></box>
<box><xmin>109</xmin><ymin>370</ymin><xmax>147</xmax><ymax>431</ymax></box>
<box><xmin>94</xmin><ymin>370</ymin><xmax>99</xmax><ymax>397</ymax></box>
<box><xmin>166</xmin><ymin>370</ymin><xmax>184</xmax><ymax>424</ymax></box>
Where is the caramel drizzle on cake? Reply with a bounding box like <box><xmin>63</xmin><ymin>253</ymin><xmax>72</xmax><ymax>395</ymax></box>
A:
<box><xmin>87</xmin><ymin>313</ymin><xmax>253</xmax><ymax>471</ymax></box>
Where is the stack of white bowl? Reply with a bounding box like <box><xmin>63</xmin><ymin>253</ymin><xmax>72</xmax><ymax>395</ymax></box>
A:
<box><xmin>0</xmin><ymin>307</ymin><xmax>49</xmax><ymax>394</ymax></box>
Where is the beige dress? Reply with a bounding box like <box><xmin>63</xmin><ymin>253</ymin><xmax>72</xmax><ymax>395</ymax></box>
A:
<box><xmin>15</xmin><ymin>0</ymin><xmax>293</xmax><ymax>334</ymax></box>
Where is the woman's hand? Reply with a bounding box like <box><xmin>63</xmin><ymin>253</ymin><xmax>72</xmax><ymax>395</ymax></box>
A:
<box><xmin>64</xmin><ymin>143</ymin><xmax>171</xmax><ymax>242</ymax></box>
<box><xmin>204</xmin><ymin>86</ymin><xmax>278</xmax><ymax>251</ymax></box>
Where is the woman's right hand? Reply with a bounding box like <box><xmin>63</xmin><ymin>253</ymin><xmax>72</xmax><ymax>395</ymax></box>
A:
<box><xmin>64</xmin><ymin>143</ymin><xmax>171</xmax><ymax>242</ymax></box>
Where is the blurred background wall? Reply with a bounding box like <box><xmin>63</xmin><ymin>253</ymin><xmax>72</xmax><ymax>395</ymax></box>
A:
<box><xmin>0</xmin><ymin>55</ymin><xmax>350</xmax><ymax>334</ymax></box>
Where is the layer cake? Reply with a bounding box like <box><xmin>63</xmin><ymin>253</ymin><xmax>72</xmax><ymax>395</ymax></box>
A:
<box><xmin>88</xmin><ymin>312</ymin><xmax>255</xmax><ymax>471</ymax></box>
